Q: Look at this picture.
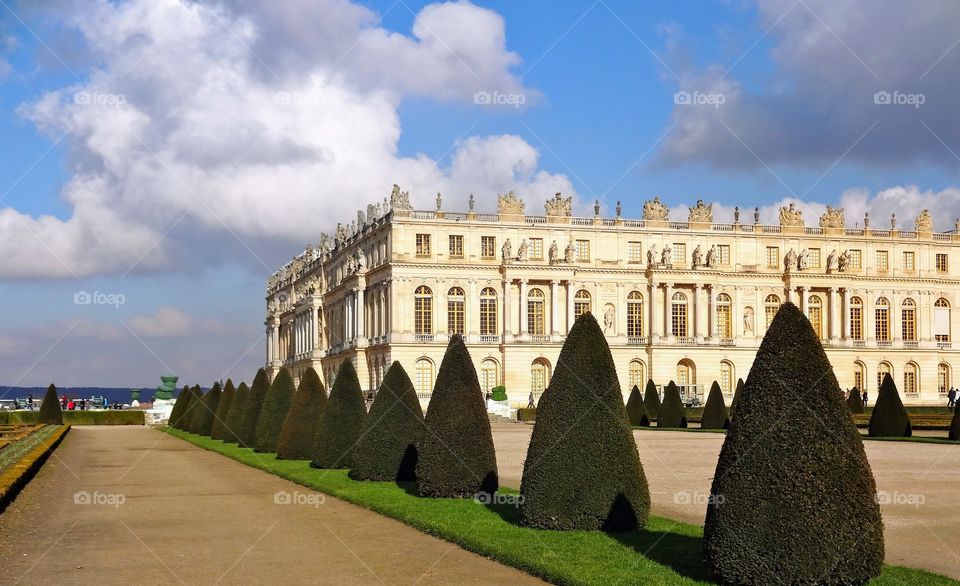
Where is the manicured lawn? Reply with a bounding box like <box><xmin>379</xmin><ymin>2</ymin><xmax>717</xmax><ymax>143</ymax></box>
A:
<box><xmin>165</xmin><ymin>428</ymin><xmax>958</xmax><ymax>586</ymax></box>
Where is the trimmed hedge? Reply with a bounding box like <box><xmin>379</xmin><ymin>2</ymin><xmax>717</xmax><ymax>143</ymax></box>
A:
<box><xmin>417</xmin><ymin>335</ymin><xmax>498</xmax><ymax>498</ymax></box>
<box><xmin>0</xmin><ymin>410</ymin><xmax>144</xmax><ymax>425</ymax></box>
<box><xmin>350</xmin><ymin>361</ymin><xmax>425</xmax><ymax>481</ymax></box>
<box><xmin>516</xmin><ymin>408</ymin><xmax>537</xmax><ymax>422</ymax></box>
<box><xmin>194</xmin><ymin>382</ymin><xmax>222</xmax><ymax>437</ymax></box>
<box><xmin>210</xmin><ymin>380</ymin><xmax>236</xmax><ymax>440</ymax></box>
<box><xmin>311</xmin><ymin>360</ymin><xmax>367</xmax><ymax>469</ymax></box>
<box><xmin>700</xmin><ymin>381</ymin><xmax>729</xmax><ymax>430</ymax></box>
<box><xmin>950</xmin><ymin>404</ymin><xmax>960</xmax><ymax>441</ymax></box>
<box><xmin>178</xmin><ymin>386</ymin><xmax>203</xmax><ymax>430</ymax></box>
<box><xmin>729</xmin><ymin>377</ymin><xmax>744</xmax><ymax>420</ymax></box>
<box><xmin>642</xmin><ymin>379</ymin><xmax>660</xmax><ymax>420</ymax></box>
<box><xmin>847</xmin><ymin>387</ymin><xmax>865</xmax><ymax>414</ymax></box>
<box><xmin>704</xmin><ymin>302</ymin><xmax>884</xmax><ymax>585</ymax></box>
<box><xmin>237</xmin><ymin>369</ymin><xmax>270</xmax><ymax>447</ymax></box>
<box><xmin>657</xmin><ymin>382</ymin><xmax>687</xmax><ymax>428</ymax></box>
<box><xmin>869</xmin><ymin>374</ymin><xmax>912</xmax><ymax>437</ymax></box>
<box><xmin>277</xmin><ymin>368</ymin><xmax>327</xmax><ymax>460</ymax></box>
<box><xmin>37</xmin><ymin>384</ymin><xmax>63</xmax><ymax>425</ymax></box>
<box><xmin>520</xmin><ymin>313</ymin><xmax>649</xmax><ymax>531</ymax></box>
<box><xmin>168</xmin><ymin>385</ymin><xmax>193</xmax><ymax>428</ymax></box>
<box><xmin>221</xmin><ymin>382</ymin><xmax>249</xmax><ymax>444</ymax></box>
<box><xmin>254</xmin><ymin>368</ymin><xmax>296</xmax><ymax>453</ymax></box>
<box><xmin>625</xmin><ymin>385</ymin><xmax>650</xmax><ymax>427</ymax></box>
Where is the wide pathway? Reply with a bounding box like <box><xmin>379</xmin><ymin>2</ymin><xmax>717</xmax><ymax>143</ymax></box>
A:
<box><xmin>0</xmin><ymin>426</ymin><xmax>543</xmax><ymax>585</ymax></box>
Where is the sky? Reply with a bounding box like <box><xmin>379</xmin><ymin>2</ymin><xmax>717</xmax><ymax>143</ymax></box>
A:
<box><xmin>0</xmin><ymin>0</ymin><xmax>959</xmax><ymax>389</ymax></box>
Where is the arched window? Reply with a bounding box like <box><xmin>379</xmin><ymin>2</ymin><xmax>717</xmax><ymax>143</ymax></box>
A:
<box><xmin>447</xmin><ymin>287</ymin><xmax>465</xmax><ymax>336</ymax></box>
<box><xmin>528</xmin><ymin>288</ymin><xmax>546</xmax><ymax>335</ymax></box>
<box><xmin>807</xmin><ymin>295</ymin><xmax>823</xmax><ymax>339</ymax></box>
<box><xmin>904</xmin><ymin>362</ymin><xmax>919</xmax><ymax>395</ymax></box>
<box><xmin>415</xmin><ymin>358</ymin><xmax>434</xmax><ymax>396</ymax></box>
<box><xmin>938</xmin><ymin>363</ymin><xmax>950</xmax><ymax>394</ymax></box>
<box><xmin>849</xmin><ymin>297</ymin><xmax>863</xmax><ymax>340</ymax></box>
<box><xmin>854</xmin><ymin>361</ymin><xmax>866</xmax><ymax>391</ymax></box>
<box><xmin>877</xmin><ymin>361</ymin><xmax>892</xmax><ymax>391</ymax></box>
<box><xmin>627</xmin><ymin>291</ymin><xmax>644</xmax><ymax>338</ymax></box>
<box><xmin>676</xmin><ymin>359</ymin><xmax>696</xmax><ymax>386</ymax></box>
<box><xmin>672</xmin><ymin>292</ymin><xmax>689</xmax><ymax>338</ymax></box>
<box><xmin>875</xmin><ymin>297</ymin><xmax>890</xmax><ymax>342</ymax></box>
<box><xmin>764</xmin><ymin>294</ymin><xmax>781</xmax><ymax>329</ymax></box>
<box><xmin>414</xmin><ymin>286</ymin><xmax>433</xmax><ymax>336</ymax></box>
<box><xmin>935</xmin><ymin>298</ymin><xmax>951</xmax><ymax>342</ymax></box>
<box><xmin>901</xmin><ymin>298</ymin><xmax>916</xmax><ymax>341</ymax></box>
<box><xmin>531</xmin><ymin>358</ymin><xmax>551</xmax><ymax>400</ymax></box>
<box><xmin>480</xmin><ymin>287</ymin><xmax>498</xmax><ymax>337</ymax></box>
<box><xmin>628</xmin><ymin>359</ymin><xmax>645</xmax><ymax>389</ymax></box>
<box><xmin>574</xmin><ymin>289</ymin><xmax>592</xmax><ymax>319</ymax></box>
<box><xmin>720</xmin><ymin>360</ymin><xmax>734</xmax><ymax>395</ymax></box>
<box><xmin>480</xmin><ymin>358</ymin><xmax>499</xmax><ymax>393</ymax></box>
<box><xmin>716</xmin><ymin>293</ymin><xmax>732</xmax><ymax>338</ymax></box>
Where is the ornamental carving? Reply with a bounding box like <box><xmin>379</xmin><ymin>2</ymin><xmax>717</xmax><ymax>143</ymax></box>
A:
<box><xmin>819</xmin><ymin>205</ymin><xmax>845</xmax><ymax>228</ymax></box>
<box><xmin>545</xmin><ymin>192</ymin><xmax>572</xmax><ymax>217</ymax></box>
<box><xmin>779</xmin><ymin>202</ymin><xmax>804</xmax><ymax>227</ymax></box>
<box><xmin>643</xmin><ymin>196</ymin><xmax>670</xmax><ymax>221</ymax></box>
<box><xmin>687</xmin><ymin>198</ymin><xmax>713</xmax><ymax>223</ymax></box>
<box><xmin>916</xmin><ymin>209</ymin><xmax>933</xmax><ymax>232</ymax></box>
<box><xmin>389</xmin><ymin>184</ymin><xmax>412</xmax><ymax>211</ymax></box>
<box><xmin>497</xmin><ymin>191</ymin><xmax>525</xmax><ymax>215</ymax></box>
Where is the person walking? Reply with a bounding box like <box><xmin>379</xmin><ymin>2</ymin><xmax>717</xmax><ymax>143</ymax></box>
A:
<box><xmin>949</xmin><ymin>387</ymin><xmax>957</xmax><ymax>408</ymax></box>
<box><xmin>527</xmin><ymin>391</ymin><xmax>536</xmax><ymax>409</ymax></box>
<box><xmin>27</xmin><ymin>394</ymin><xmax>34</xmax><ymax>410</ymax></box>
<box><xmin>862</xmin><ymin>389</ymin><xmax>868</xmax><ymax>408</ymax></box>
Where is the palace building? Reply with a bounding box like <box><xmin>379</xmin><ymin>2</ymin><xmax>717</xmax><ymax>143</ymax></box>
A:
<box><xmin>264</xmin><ymin>186</ymin><xmax>959</xmax><ymax>407</ymax></box>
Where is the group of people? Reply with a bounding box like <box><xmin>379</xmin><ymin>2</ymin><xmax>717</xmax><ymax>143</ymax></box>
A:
<box><xmin>60</xmin><ymin>394</ymin><xmax>88</xmax><ymax>410</ymax></box>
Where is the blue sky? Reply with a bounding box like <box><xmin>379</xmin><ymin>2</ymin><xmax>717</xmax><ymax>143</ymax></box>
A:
<box><xmin>0</xmin><ymin>0</ymin><xmax>958</xmax><ymax>388</ymax></box>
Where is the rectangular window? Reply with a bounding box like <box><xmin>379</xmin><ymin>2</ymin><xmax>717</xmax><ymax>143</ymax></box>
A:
<box><xmin>717</xmin><ymin>244</ymin><xmax>731</xmax><ymax>265</ymax></box>
<box><xmin>808</xmin><ymin>248</ymin><xmax>821</xmax><ymax>268</ymax></box>
<box><xmin>627</xmin><ymin>241</ymin><xmax>642</xmax><ymax>263</ymax></box>
<box><xmin>850</xmin><ymin>307</ymin><xmax>862</xmax><ymax>340</ymax></box>
<box><xmin>766</xmin><ymin>246</ymin><xmax>779</xmax><ymax>269</ymax></box>
<box><xmin>447</xmin><ymin>299</ymin><xmax>464</xmax><ymax>336</ymax></box>
<box><xmin>415</xmin><ymin>234</ymin><xmax>431</xmax><ymax>256</ymax></box>
<box><xmin>480</xmin><ymin>296</ymin><xmax>497</xmax><ymax>336</ymax></box>
<box><xmin>904</xmin><ymin>371</ymin><xmax>916</xmax><ymax>395</ymax></box>
<box><xmin>575</xmin><ymin>239</ymin><xmax>590</xmax><ymax>261</ymax></box>
<box><xmin>481</xmin><ymin>236</ymin><xmax>496</xmax><ymax>259</ymax></box>
<box><xmin>529</xmin><ymin>238</ymin><xmax>543</xmax><ymax>260</ymax></box>
<box><xmin>671</xmin><ymin>302</ymin><xmax>688</xmax><ymax>338</ymax></box>
<box><xmin>849</xmin><ymin>249</ymin><xmax>862</xmax><ymax>269</ymax></box>
<box><xmin>937</xmin><ymin>253</ymin><xmax>948</xmax><ymax>273</ymax></box>
<box><xmin>448</xmin><ymin>235</ymin><xmax>463</xmax><ymax>258</ymax></box>
<box><xmin>903</xmin><ymin>251</ymin><xmax>915</xmax><ymax>271</ymax></box>
<box><xmin>876</xmin><ymin>250</ymin><xmax>889</xmax><ymax>271</ymax></box>
<box><xmin>902</xmin><ymin>308</ymin><xmax>916</xmax><ymax>341</ymax></box>
<box><xmin>672</xmin><ymin>243</ymin><xmax>686</xmax><ymax>265</ymax></box>
<box><xmin>528</xmin><ymin>299</ymin><xmax>545</xmax><ymax>335</ymax></box>
<box><xmin>875</xmin><ymin>308</ymin><xmax>889</xmax><ymax>341</ymax></box>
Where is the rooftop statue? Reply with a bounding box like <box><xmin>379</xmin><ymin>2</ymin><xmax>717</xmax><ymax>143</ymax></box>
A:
<box><xmin>643</xmin><ymin>196</ymin><xmax>670</xmax><ymax>221</ymax></box>
<box><xmin>916</xmin><ymin>209</ymin><xmax>933</xmax><ymax>232</ymax></box>
<box><xmin>779</xmin><ymin>202</ymin><xmax>804</xmax><ymax>227</ymax></box>
<box><xmin>688</xmin><ymin>198</ymin><xmax>713</xmax><ymax>223</ymax></box>
<box><xmin>335</xmin><ymin>223</ymin><xmax>347</xmax><ymax>247</ymax></box>
<box><xmin>390</xmin><ymin>184</ymin><xmax>412</xmax><ymax>211</ymax></box>
<box><xmin>545</xmin><ymin>192</ymin><xmax>573</xmax><ymax>217</ymax></box>
<box><xmin>498</xmin><ymin>191</ymin><xmax>525</xmax><ymax>215</ymax></box>
<box><xmin>819</xmin><ymin>205</ymin><xmax>845</xmax><ymax>229</ymax></box>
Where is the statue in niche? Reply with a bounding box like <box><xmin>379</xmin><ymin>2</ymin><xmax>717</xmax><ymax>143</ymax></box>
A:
<box><xmin>784</xmin><ymin>248</ymin><xmax>797</xmax><ymax>271</ymax></box>
<box><xmin>502</xmin><ymin>239</ymin><xmax>512</xmax><ymax>261</ymax></box>
<box><xmin>798</xmin><ymin>248</ymin><xmax>809</xmax><ymax>270</ymax></box>
<box><xmin>355</xmin><ymin>248</ymin><xmax>367</xmax><ymax>271</ymax></box>
<box><xmin>661</xmin><ymin>244</ymin><xmax>672</xmax><ymax>266</ymax></box>
<box><xmin>603</xmin><ymin>305</ymin><xmax>616</xmax><ymax>334</ymax></box>
<box><xmin>516</xmin><ymin>239</ymin><xmax>528</xmax><ymax>261</ymax></box>
<box><xmin>826</xmin><ymin>249</ymin><xmax>838</xmax><ymax>271</ymax></box>
<box><xmin>564</xmin><ymin>240</ymin><xmax>575</xmax><ymax>263</ymax></box>
<box><xmin>692</xmin><ymin>245</ymin><xmax>703</xmax><ymax>268</ymax></box>
<box><xmin>706</xmin><ymin>244</ymin><xmax>717</xmax><ymax>268</ymax></box>
<box><xmin>647</xmin><ymin>244</ymin><xmax>659</xmax><ymax>265</ymax></box>
<box><xmin>346</xmin><ymin>255</ymin><xmax>356</xmax><ymax>275</ymax></box>
<box><xmin>744</xmin><ymin>307</ymin><xmax>754</xmax><ymax>335</ymax></box>
<box><xmin>838</xmin><ymin>250</ymin><xmax>850</xmax><ymax>272</ymax></box>
<box><xmin>549</xmin><ymin>240</ymin><xmax>559</xmax><ymax>263</ymax></box>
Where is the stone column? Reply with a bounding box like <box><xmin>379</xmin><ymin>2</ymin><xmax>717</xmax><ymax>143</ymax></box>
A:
<box><xmin>356</xmin><ymin>286</ymin><xmax>367</xmax><ymax>347</ymax></box>
<box><xmin>865</xmin><ymin>291</ymin><xmax>875</xmax><ymax>341</ymax></box>
<box><xmin>651</xmin><ymin>282</ymin><xmax>662</xmax><ymax>342</ymax></box>
<box><xmin>694</xmin><ymin>284</ymin><xmax>707</xmax><ymax>341</ymax></box>
<box><xmin>502</xmin><ymin>278</ymin><xmax>512</xmax><ymax>338</ymax></box>
<box><xmin>891</xmin><ymin>290</ymin><xmax>902</xmax><ymax>341</ymax></box>
<box><xmin>733</xmin><ymin>286</ymin><xmax>742</xmax><ymax>339</ymax></box>
<box><xmin>707</xmin><ymin>286</ymin><xmax>716</xmax><ymax>339</ymax></box>
<box><xmin>468</xmin><ymin>280</ymin><xmax>479</xmax><ymax>338</ymax></box>
<box><xmin>829</xmin><ymin>287</ymin><xmax>840</xmax><ymax>341</ymax></box>
<box><xmin>551</xmin><ymin>280</ymin><xmax>560</xmax><ymax>335</ymax></box>
<box><xmin>664</xmin><ymin>283</ymin><xmax>674</xmax><ymax>338</ymax></box>
<box><xmin>841</xmin><ymin>288</ymin><xmax>850</xmax><ymax>340</ymax></box>
<box><xmin>519</xmin><ymin>280</ymin><xmax>528</xmax><ymax>336</ymax></box>
<box><xmin>566</xmin><ymin>281</ymin><xmax>575</xmax><ymax>333</ymax></box>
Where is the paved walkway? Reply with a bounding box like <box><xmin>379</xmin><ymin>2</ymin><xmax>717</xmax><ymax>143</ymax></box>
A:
<box><xmin>493</xmin><ymin>424</ymin><xmax>960</xmax><ymax>580</ymax></box>
<box><xmin>0</xmin><ymin>427</ymin><xmax>543</xmax><ymax>585</ymax></box>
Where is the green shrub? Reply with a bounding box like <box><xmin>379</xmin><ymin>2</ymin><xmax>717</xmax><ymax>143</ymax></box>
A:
<box><xmin>704</xmin><ymin>302</ymin><xmax>884</xmax><ymax>585</ymax></box>
<box><xmin>643</xmin><ymin>379</ymin><xmax>660</xmax><ymax>420</ymax></box>
<box><xmin>277</xmin><ymin>368</ymin><xmax>327</xmax><ymax>460</ymax></box>
<box><xmin>254</xmin><ymin>368</ymin><xmax>296</xmax><ymax>453</ymax></box>
<box><xmin>847</xmin><ymin>386</ymin><xmax>865</xmax><ymax>414</ymax></box>
<box><xmin>868</xmin><ymin>374</ymin><xmax>912</xmax><ymax>437</ymax></box>
<box><xmin>311</xmin><ymin>360</ymin><xmax>367</xmax><ymax>469</ymax></box>
<box><xmin>516</xmin><ymin>408</ymin><xmax>537</xmax><ymax>422</ymax></box>
<box><xmin>417</xmin><ymin>335</ymin><xmax>498</xmax><ymax>498</ymax></box>
<box><xmin>168</xmin><ymin>385</ymin><xmax>192</xmax><ymax>428</ymax></box>
<box><xmin>520</xmin><ymin>313</ymin><xmax>649</xmax><ymax>531</ymax></box>
<box><xmin>237</xmin><ymin>369</ymin><xmax>270</xmax><ymax>447</ymax></box>
<box><xmin>37</xmin><ymin>384</ymin><xmax>63</xmax><ymax>425</ymax></box>
<box><xmin>210</xmin><ymin>380</ymin><xmax>236</xmax><ymax>440</ymax></box>
<box><xmin>0</xmin><ymin>410</ymin><xmax>144</xmax><ymax>425</ymax></box>
<box><xmin>193</xmin><ymin>382</ymin><xmax>222</xmax><ymax>436</ymax></box>
<box><xmin>625</xmin><ymin>385</ymin><xmax>650</xmax><ymax>427</ymax></box>
<box><xmin>187</xmin><ymin>385</ymin><xmax>209</xmax><ymax>434</ymax></box>
<box><xmin>221</xmin><ymin>382</ymin><xmax>249</xmax><ymax>444</ymax></box>
<box><xmin>350</xmin><ymin>361</ymin><xmax>425</xmax><ymax>481</ymax></box>
<box><xmin>700</xmin><ymin>381</ymin><xmax>729</xmax><ymax>430</ymax></box>
<box><xmin>657</xmin><ymin>382</ymin><xmax>687</xmax><ymax>428</ymax></box>
<box><xmin>490</xmin><ymin>385</ymin><xmax>508</xmax><ymax>401</ymax></box>
<box><xmin>950</xmin><ymin>404</ymin><xmax>960</xmax><ymax>441</ymax></box>
<box><xmin>173</xmin><ymin>386</ymin><xmax>202</xmax><ymax>430</ymax></box>
<box><xmin>729</xmin><ymin>377</ymin><xmax>744</xmax><ymax>420</ymax></box>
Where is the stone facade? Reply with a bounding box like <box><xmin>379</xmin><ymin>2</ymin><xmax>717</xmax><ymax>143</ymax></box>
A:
<box><xmin>265</xmin><ymin>194</ymin><xmax>957</xmax><ymax>408</ymax></box>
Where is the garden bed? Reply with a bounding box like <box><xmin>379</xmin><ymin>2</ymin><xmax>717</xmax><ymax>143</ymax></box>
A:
<box><xmin>0</xmin><ymin>425</ymin><xmax>70</xmax><ymax>511</ymax></box>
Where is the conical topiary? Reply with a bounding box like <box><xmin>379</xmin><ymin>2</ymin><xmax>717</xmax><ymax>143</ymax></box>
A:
<box><xmin>277</xmin><ymin>368</ymin><xmax>327</xmax><ymax>460</ymax></box>
<box><xmin>520</xmin><ymin>313</ymin><xmax>650</xmax><ymax>531</ymax></box>
<box><xmin>193</xmin><ymin>382</ymin><xmax>222</xmax><ymax>436</ymax></box>
<box><xmin>175</xmin><ymin>386</ymin><xmax>202</xmax><ymax>430</ymax></box>
<box><xmin>187</xmin><ymin>386</ymin><xmax>210</xmax><ymax>434</ymax></box>
<box><xmin>704</xmin><ymin>302</ymin><xmax>884</xmax><ymax>585</ymax></box>
<box><xmin>657</xmin><ymin>381</ymin><xmax>687</xmax><ymax>428</ymax></box>
<box><xmin>417</xmin><ymin>335</ymin><xmax>498</xmax><ymax>498</ymax></box>
<box><xmin>643</xmin><ymin>379</ymin><xmax>660</xmax><ymax>420</ymax></box>
<box><xmin>949</xmin><ymin>404</ymin><xmax>960</xmax><ymax>441</ymax></box>
<box><xmin>350</xmin><ymin>362</ymin><xmax>426</xmax><ymax>481</ymax></box>
<box><xmin>625</xmin><ymin>385</ymin><xmax>650</xmax><ymax>427</ymax></box>
<box><xmin>311</xmin><ymin>360</ymin><xmax>367</xmax><ymax>469</ymax></box>
<box><xmin>210</xmin><ymin>380</ymin><xmax>236</xmax><ymax>440</ymax></box>
<box><xmin>868</xmin><ymin>374</ymin><xmax>912</xmax><ymax>437</ymax></box>
<box><xmin>37</xmin><ymin>384</ymin><xmax>63</xmax><ymax>425</ymax></box>
<box><xmin>168</xmin><ymin>385</ymin><xmax>192</xmax><ymax>428</ymax></box>
<box><xmin>847</xmin><ymin>387</ymin><xmax>865</xmax><ymax>414</ymax></box>
<box><xmin>700</xmin><ymin>381</ymin><xmax>729</xmax><ymax>430</ymax></box>
<box><xmin>729</xmin><ymin>377</ymin><xmax>744</xmax><ymax>420</ymax></box>
<box><xmin>222</xmin><ymin>382</ymin><xmax>249</xmax><ymax>444</ymax></box>
<box><xmin>237</xmin><ymin>369</ymin><xmax>270</xmax><ymax>447</ymax></box>
<box><xmin>254</xmin><ymin>368</ymin><xmax>296</xmax><ymax>453</ymax></box>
